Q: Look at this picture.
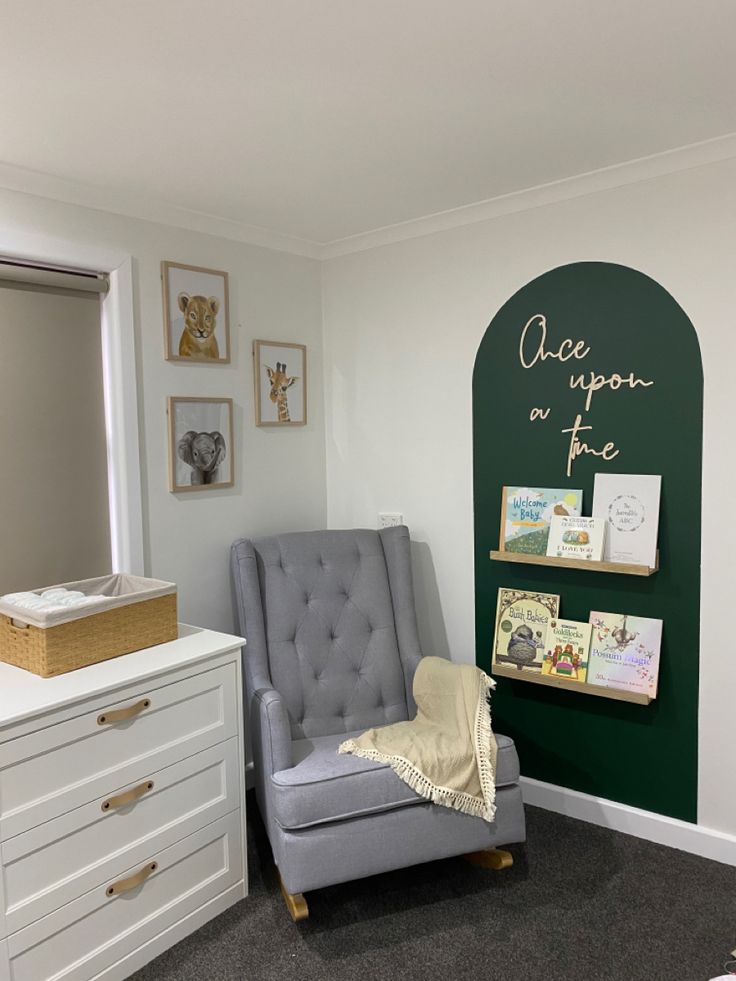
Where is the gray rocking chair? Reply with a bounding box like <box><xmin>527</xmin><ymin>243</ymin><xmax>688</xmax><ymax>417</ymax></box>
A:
<box><xmin>231</xmin><ymin>526</ymin><xmax>525</xmax><ymax>920</ymax></box>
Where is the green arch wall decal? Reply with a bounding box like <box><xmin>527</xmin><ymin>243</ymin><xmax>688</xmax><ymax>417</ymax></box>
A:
<box><xmin>473</xmin><ymin>261</ymin><xmax>703</xmax><ymax>822</ymax></box>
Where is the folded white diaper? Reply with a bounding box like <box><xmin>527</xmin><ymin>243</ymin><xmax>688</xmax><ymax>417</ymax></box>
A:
<box><xmin>40</xmin><ymin>588</ymin><xmax>78</xmax><ymax>601</ymax></box>
<box><xmin>1</xmin><ymin>588</ymin><xmax>104</xmax><ymax>614</ymax></box>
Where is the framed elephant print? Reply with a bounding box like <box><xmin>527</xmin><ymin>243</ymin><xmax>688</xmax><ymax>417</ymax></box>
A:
<box><xmin>162</xmin><ymin>261</ymin><xmax>230</xmax><ymax>363</ymax></box>
<box><xmin>167</xmin><ymin>396</ymin><xmax>234</xmax><ymax>492</ymax></box>
<box><xmin>253</xmin><ymin>339</ymin><xmax>307</xmax><ymax>426</ymax></box>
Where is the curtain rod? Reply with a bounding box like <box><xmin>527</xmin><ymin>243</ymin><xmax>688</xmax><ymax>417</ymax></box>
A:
<box><xmin>0</xmin><ymin>258</ymin><xmax>109</xmax><ymax>295</ymax></box>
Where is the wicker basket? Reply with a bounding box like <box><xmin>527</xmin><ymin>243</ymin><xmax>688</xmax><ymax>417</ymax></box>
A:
<box><xmin>0</xmin><ymin>575</ymin><xmax>178</xmax><ymax>678</ymax></box>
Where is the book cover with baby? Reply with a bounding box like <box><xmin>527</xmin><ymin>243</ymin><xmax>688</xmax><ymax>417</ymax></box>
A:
<box><xmin>500</xmin><ymin>486</ymin><xmax>583</xmax><ymax>555</ymax></box>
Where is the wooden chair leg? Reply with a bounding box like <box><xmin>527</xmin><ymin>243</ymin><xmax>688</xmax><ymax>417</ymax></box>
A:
<box><xmin>279</xmin><ymin>872</ymin><xmax>309</xmax><ymax>922</ymax></box>
<box><xmin>463</xmin><ymin>848</ymin><xmax>514</xmax><ymax>871</ymax></box>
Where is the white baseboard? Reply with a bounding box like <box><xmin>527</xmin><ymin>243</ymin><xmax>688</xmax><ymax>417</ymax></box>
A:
<box><xmin>521</xmin><ymin>776</ymin><xmax>736</xmax><ymax>867</ymax></box>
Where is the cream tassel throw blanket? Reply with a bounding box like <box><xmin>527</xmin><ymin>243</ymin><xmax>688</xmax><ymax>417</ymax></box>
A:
<box><xmin>339</xmin><ymin>656</ymin><xmax>497</xmax><ymax>822</ymax></box>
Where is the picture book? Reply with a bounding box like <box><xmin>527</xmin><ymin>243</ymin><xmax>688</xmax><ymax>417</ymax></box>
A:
<box><xmin>546</xmin><ymin>515</ymin><xmax>607</xmax><ymax>562</ymax></box>
<box><xmin>493</xmin><ymin>587</ymin><xmax>560</xmax><ymax>673</ymax></box>
<box><xmin>542</xmin><ymin>619</ymin><xmax>592</xmax><ymax>684</ymax></box>
<box><xmin>587</xmin><ymin>611</ymin><xmax>663</xmax><ymax>697</ymax></box>
<box><xmin>500</xmin><ymin>486</ymin><xmax>583</xmax><ymax>555</ymax></box>
<box><xmin>592</xmin><ymin>474</ymin><xmax>661</xmax><ymax>568</ymax></box>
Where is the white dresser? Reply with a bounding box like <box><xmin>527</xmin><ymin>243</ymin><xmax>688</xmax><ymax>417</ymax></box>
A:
<box><xmin>0</xmin><ymin>624</ymin><xmax>247</xmax><ymax>981</ymax></box>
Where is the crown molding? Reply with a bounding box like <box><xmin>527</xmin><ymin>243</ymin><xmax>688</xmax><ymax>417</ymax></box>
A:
<box><xmin>0</xmin><ymin>161</ymin><xmax>324</xmax><ymax>260</ymax></box>
<box><xmin>320</xmin><ymin>131</ymin><xmax>736</xmax><ymax>259</ymax></box>
<box><xmin>2</xmin><ymin>132</ymin><xmax>736</xmax><ymax>262</ymax></box>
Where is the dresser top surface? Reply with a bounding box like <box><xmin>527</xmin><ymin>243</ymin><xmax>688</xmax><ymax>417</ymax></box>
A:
<box><xmin>0</xmin><ymin>624</ymin><xmax>244</xmax><ymax>728</ymax></box>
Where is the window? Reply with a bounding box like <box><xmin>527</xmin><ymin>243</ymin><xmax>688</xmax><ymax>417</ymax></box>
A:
<box><xmin>0</xmin><ymin>264</ymin><xmax>112</xmax><ymax>593</ymax></box>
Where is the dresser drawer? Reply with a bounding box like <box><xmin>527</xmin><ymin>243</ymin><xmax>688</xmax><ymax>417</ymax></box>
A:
<box><xmin>2</xmin><ymin>737</ymin><xmax>241</xmax><ymax>933</ymax></box>
<box><xmin>5</xmin><ymin>810</ymin><xmax>243</xmax><ymax>981</ymax></box>
<box><xmin>0</xmin><ymin>663</ymin><xmax>238</xmax><ymax>840</ymax></box>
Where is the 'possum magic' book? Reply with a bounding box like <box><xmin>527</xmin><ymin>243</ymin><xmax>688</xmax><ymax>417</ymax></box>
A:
<box><xmin>587</xmin><ymin>611</ymin><xmax>663</xmax><ymax>697</ymax></box>
<box><xmin>542</xmin><ymin>618</ymin><xmax>592</xmax><ymax>684</ymax></box>
<box><xmin>493</xmin><ymin>588</ymin><xmax>560</xmax><ymax>674</ymax></box>
<box><xmin>500</xmin><ymin>487</ymin><xmax>583</xmax><ymax>555</ymax></box>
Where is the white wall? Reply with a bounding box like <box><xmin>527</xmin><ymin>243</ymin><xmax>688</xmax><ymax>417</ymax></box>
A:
<box><xmin>2</xmin><ymin>158</ymin><xmax>733</xmax><ymax>837</ymax></box>
<box><xmin>0</xmin><ymin>187</ymin><xmax>327</xmax><ymax>633</ymax></box>
<box><xmin>322</xmin><ymin>156</ymin><xmax>736</xmax><ymax>836</ymax></box>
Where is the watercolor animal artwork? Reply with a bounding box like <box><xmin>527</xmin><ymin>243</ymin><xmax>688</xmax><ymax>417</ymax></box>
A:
<box><xmin>266</xmin><ymin>361</ymin><xmax>299</xmax><ymax>422</ymax></box>
<box><xmin>178</xmin><ymin>292</ymin><xmax>221</xmax><ymax>360</ymax></box>
<box><xmin>177</xmin><ymin>430</ymin><xmax>226</xmax><ymax>485</ymax></box>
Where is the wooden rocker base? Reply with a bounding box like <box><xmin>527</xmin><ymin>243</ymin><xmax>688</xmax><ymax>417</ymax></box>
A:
<box><xmin>279</xmin><ymin>872</ymin><xmax>309</xmax><ymax>922</ymax></box>
<box><xmin>463</xmin><ymin>848</ymin><xmax>514</xmax><ymax>871</ymax></box>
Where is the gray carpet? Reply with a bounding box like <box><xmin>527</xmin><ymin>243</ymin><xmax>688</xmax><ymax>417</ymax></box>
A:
<box><xmin>132</xmin><ymin>792</ymin><xmax>736</xmax><ymax>981</ymax></box>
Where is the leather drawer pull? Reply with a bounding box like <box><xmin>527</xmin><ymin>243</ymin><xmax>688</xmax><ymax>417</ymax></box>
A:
<box><xmin>106</xmin><ymin>861</ymin><xmax>158</xmax><ymax>898</ymax></box>
<box><xmin>97</xmin><ymin>698</ymin><xmax>151</xmax><ymax>726</ymax></box>
<box><xmin>101</xmin><ymin>780</ymin><xmax>154</xmax><ymax>812</ymax></box>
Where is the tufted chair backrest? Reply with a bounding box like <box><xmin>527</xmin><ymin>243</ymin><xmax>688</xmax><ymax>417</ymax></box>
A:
<box><xmin>231</xmin><ymin>527</ymin><xmax>422</xmax><ymax>740</ymax></box>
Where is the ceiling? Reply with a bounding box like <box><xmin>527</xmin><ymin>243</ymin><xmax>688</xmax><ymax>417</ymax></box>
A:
<box><xmin>2</xmin><ymin>0</ymin><xmax>736</xmax><ymax>248</ymax></box>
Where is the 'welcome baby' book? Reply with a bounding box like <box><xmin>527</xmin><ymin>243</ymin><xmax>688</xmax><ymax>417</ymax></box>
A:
<box><xmin>500</xmin><ymin>487</ymin><xmax>583</xmax><ymax>555</ymax></box>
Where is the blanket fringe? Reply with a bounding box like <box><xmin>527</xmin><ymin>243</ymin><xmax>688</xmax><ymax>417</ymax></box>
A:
<box><xmin>474</xmin><ymin>672</ymin><xmax>497</xmax><ymax>822</ymax></box>
<box><xmin>339</xmin><ymin>670</ymin><xmax>497</xmax><ymax>823</ymax></box>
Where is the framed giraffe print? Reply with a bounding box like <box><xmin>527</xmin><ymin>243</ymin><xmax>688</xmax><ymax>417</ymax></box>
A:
<box><xmin>253</xmin><ymin>340</ymin><xmax>307</xmax><ymax>426</ymax></box>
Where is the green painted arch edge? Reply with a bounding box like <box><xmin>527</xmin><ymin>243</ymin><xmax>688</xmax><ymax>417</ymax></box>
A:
<box><xmin>472</xmin><ymin>261</ymin><xmax>703</xmax><ymax>822</ymax></box>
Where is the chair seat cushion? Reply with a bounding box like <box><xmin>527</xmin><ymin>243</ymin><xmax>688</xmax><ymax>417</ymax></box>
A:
<box><xmin>270</xmin><ymin>728</ymin><xmax>520</xmax><ymax>830</ymax></box>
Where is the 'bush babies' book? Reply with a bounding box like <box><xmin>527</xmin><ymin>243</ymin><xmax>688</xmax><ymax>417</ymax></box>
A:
<box><xmin>587</xmin><ymin>611</ymin><xmax>663</xmax><ymax>697</ymax></box>
<box><xmin>493</xmin><ymin>588</ymin><xmax>560</xmax><ymax>674</ymax></box>
<box><xmin>500</xmin><ymin>487</ymin><xmax>583</xmax><ymax>555</ymax></box>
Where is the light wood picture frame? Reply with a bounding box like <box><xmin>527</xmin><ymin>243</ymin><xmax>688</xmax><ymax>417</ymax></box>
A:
<box><xmin>162</xmin><ymin>261</ymin><xmax>231</xmax><ymax>363</ymax></box>
<box><xmin>253</xmin><ymin>340</ymin><xmax>307</xmax><ymax>426</ymax></box>
<box><xmin>167</xmin><ymin>396</ymin><xmax>234</xmax><ymax>492</ymax></box>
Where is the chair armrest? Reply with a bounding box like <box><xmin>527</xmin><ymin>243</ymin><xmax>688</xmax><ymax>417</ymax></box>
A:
<box><xmin>251</xmin><ymin>687</ymin><xmax>293</xmax><ymax>776</ymax></box>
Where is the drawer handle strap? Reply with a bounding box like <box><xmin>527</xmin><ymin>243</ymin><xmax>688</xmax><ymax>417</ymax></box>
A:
<box><xmin>97</xmin><ymin>698</ymin><xmax>151</xmax><ymax>726</ymax></box>
<box><xmin>106</xmin><ymin>861</ymin><xmax>158</xmax><ymax>898</ymax></box>
<box><xmin>101</xmin><ymin>780</ymin><xmax>154</xmax><ymax>812</ymax></box>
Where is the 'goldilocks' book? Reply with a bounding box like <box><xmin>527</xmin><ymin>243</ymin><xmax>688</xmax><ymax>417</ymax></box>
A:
<box><xmin>542</xmin><ymin>619</ymin><xmax>592</xmax><ymax>683</ymax></box>
<box><xmin>493</xmin><ymin>588</ymin><xmax>560</xmax><ymax>674</ymax></box>
<box><xmin>587</xmin><ymin>612</ymin><xmax>663</xmax><ymax>697</ymax></box>
<box><xmin>500</xmin><ymin>486</ymin><xmax>583</xmax><ymax>555</ymax></box>
<box><xmin>546</xmin><ymin>515</ymin><xmax>607</xmax><ymax>562</ymax></box>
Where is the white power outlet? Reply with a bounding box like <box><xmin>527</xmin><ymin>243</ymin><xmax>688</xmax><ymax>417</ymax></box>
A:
<box><xmin>379</xmin><ymin>512</ymin><xmax>403</xmax><ymax>529</ymax></box>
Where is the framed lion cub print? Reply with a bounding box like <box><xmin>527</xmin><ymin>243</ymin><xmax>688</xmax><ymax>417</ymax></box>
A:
<box><xmin>162</xmin><ymin>261</ymin><xmax>230</xmax><ymax>363</ymax></box>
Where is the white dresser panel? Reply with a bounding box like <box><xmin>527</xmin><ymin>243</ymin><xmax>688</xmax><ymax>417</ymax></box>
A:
<box><xmin>6</xmin><ymin>811</ymin><xmax>243</xmax><ymax>981</ymax></box>
<box><xmin>0</xmin><ymin>626</ymin><xmax>247</xmax><ymax>981</ymax></box>
<box><xmin>2</xmin><ymin>737</ymin><xmax>240</xmax><ymax>933</ymax></box>
<box><xmin>0</xmin><ymin>662</ymin><xmax>238</xmax><ymax>839</ymax></box>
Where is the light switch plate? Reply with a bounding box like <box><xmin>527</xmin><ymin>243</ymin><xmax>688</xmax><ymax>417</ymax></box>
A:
<box><xmin>379</xmin><ymin>512</ymin><xmax>403</xmax><ymax>528</ymax></box>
